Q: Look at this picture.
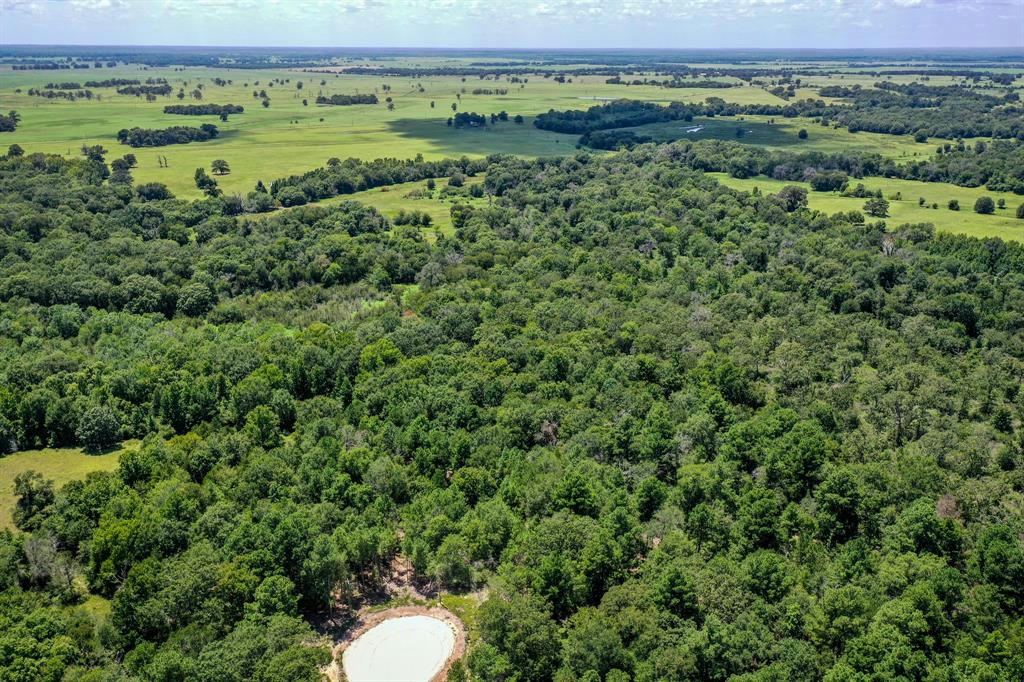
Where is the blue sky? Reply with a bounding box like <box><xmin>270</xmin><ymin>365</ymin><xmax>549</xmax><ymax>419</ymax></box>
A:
<box><xmin>1</xmin><ymin>0</ymin><xmax>1021</xmax><ymax>49</ymax></box>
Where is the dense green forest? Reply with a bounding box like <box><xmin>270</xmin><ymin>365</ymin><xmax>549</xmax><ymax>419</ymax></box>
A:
<box><xmin>1</xmin><ymin>137</ymin><xmax>1023</xmax><ymax>681</ymax></box>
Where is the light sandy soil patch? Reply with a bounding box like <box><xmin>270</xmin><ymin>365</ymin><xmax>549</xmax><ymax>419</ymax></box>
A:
<box><xmin>326</xmin><ymin>605</ymin><xmax>466</xmax><ymax>682</ymax></box>
<box><xmin>343</xmin><ymin>614</ymin><xmax>455</xmax><ymax>682</ymax></box>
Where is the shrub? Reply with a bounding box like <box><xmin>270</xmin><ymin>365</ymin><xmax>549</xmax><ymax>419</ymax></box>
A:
<box><xmin>276</xmin><ymin>186</ymin><xmax>308</xmax><ymax>207</ymax></box>
<box><xmin>973</xmin><ymin>196</ymin><xmax>995</xmax><ymax>214</ymax></box>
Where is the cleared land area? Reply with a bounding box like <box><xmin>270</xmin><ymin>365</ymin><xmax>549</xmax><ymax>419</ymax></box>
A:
<box><xmin>0</xmin><ymin>442</ymin><xmax>136</xmax><ymax>530</ymax></box>
<box><xmin>711</xmin><ymin>173</ymin><xmax>1024</xmax><ymax>241</ymax></box>
<box><xmin>342</xmin><ymin>614</ymin><xmax>457</xmax><ymax>682</ymax></box>
<box><xmin>0</xmin><ymin>64</ymin><xmax>958</xmax><ymax>200</ymax></box>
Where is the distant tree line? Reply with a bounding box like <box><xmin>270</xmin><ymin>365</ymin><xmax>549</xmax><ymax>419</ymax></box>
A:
<box><xmin>43</xmin><ymin>82</ymin><xmax>82</xmax><ymax>90</ymax></box>
<box><xmin>314</xmin><ymin>93</ymin><xmax>378</xmax><ymax>106</ymax></box>
<box><xmin>606</xmin><ymin>76</ymin><xmax>736</xmax><ymax>89</ymax></box>
<box><xmin>27</xmin><ymin>88</ymin><xmax>95</xmax><ymax>100</ymax></box>
<box><xmin>84</xmin><ymin>78</ymin><xmax>141</xmax><ymax>87</ymax></box>
<box><xmin>117</xmin><ymin>84</ymin><xmax>173</xmax><ymax>97</ymax></box>
<box><xmin>116</xmin><ymin>124</ymin><xmax>219</xmax><ymax>147</ymax></box>
<box><xmin>818</xmin><ymin>85</ymin><xmax>861</xmax><ymax>97</ymax></box>
<box><xmin>163</xmin><ymin>104</ymin><xmax>244</xmax><ymax>116</ymax></box>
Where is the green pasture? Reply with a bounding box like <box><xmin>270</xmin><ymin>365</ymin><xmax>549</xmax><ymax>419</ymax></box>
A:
<box><xmin>2</xmin><ymin>62</ymin><xmax>1011</xmax><ymax>203</ymax></box>
<box><xmin>1</xmin><ymin>65</ymin><xmax>792</xmax><ymax>198</ymax></box>
<box><xmin>710</xmin><ymin>173</ymin><xmax>1024</xmax><ymax>241</ymax></box>
<box><xmin>0</xmin><ymin>441</ymin><xmax>137</xmax><ymax>531</ymax></box>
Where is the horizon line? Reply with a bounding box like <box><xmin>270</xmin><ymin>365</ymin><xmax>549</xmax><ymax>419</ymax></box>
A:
<box><xmin>2</xmin><ymin>43</ymin><xmax>1021</xmax><ymax>52</ymax></box>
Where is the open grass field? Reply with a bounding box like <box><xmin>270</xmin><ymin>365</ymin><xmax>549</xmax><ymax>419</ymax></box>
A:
<box><xmin>0</xmin><ymin>63</ymin><xmax>943</xmax><ymax>200</ymax></box>
<box><xmin>308</xmin><ymin>175</ymin><xmax>487</xmax><ymax>239</ymax></box>
<box><xmin>0</xmin><ymin>441</ymin><xmax>137</xmax><ymax>530</ymax></box>
<box><xmin>709</xmin><ymin>173</ymin><xmax>1024</xmax><ymax>241</ymax></box>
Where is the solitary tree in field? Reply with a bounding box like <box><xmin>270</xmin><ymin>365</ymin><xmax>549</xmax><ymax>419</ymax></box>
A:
<box><xmin>1016</xmin><ymin>204</ymin><xmax>1024</xmax><ymax>219</ymax></box>
<box><xmin>262</xmin><ymin>98</ymin><xmax>270</xmax><ymax>108</ymax></box>
<box><xmin>7</xmin><ymin>143</ymin><xmax>23</xmax><ymax>157</ymax></box>
<box><xmin>451</xmin><ymin>102</ymin><xmax>457</xmax><ymax>112</ymax></box>
<box><xmin>948</xmin><ymin>199</ymin><xmax>960</xmax><ymax>211</ymax></box>
<box><xmin>974</xmin><ymin>196</ymin><xmax>995</xmax><ymax>214</ymax></box>
<box><xmin>211</xmin><ymin>159</ymin><xmax>230</xmax><ymax>175</ymax></box>
<box><xmin>798</xmin><ymin>129</ymin><xmax>808</xmax><ymax>139</ymax></box>
<box><xmin>864</xmin><ymin>197</ymin><xmax>889</xmax><ymax>218</ymax></box>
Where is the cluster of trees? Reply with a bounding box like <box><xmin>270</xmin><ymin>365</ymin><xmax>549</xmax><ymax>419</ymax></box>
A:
<box><xmin>606</xmin><ymin>77</ymin><xmax>735</xmax><ymax>89</ymax></box>
<box><xmin>84</xmin><ymin>78</ymin><xmax>140</xmax><ymax>87</ymax></box>
<box><xmin>26</xmin><ymin>88</ymin><xmax>95</xmax><ymax>100</ymax></box>
<box><xmin>820</xmin><ymin>82</ymin><xmax>1024</xmax><ymax>139</ymax></box>
<box><xmin>314</xmin><ymin>93</ymin><xmax>379</xmax><ymax>106</ymax></box>
<box><xmin>540</xmin><ymin>87</ymin><xmax>1024</xmax><ymax>144</ymax></box>
<box><xmin>818</xmin><ymin>84</ymin><xmax>862</xmax><ymax>97</ymax></box>
<box><xmin>117</xmin><ymin>84</ymin><xmax>173</xmax><ymax>97</ymax></box>
<box><xmin>11</xmin><ymin>62</ymin><xmax>84</xmax><ymax>70</ymax></box>
<box><xmin>471</xmin><ymin>88</ymin><xmax>509</xmax><ymax>95</ymax></box>
<box><xmin>579</xmin><ymin>129</ymin><xmax>653</xmax><ymax>150</ymax></box>
<box><xmin>0</xmin><ymin>110</ymin><xmax>19</xmax><ymax>132</ymax></box>
<box><xmin>903</xmin><ymin>140</ymin><xmax>1024</xmax><ymax>194</ymax></box>
<box><xmin>116</xmin><ymin>124</ymin><xmax>219</xmax><ymax>147</ymax></box>
<box><xmin>392</xmin><ymin>208</ymin><xmax>434</xmax><ymax>227</ymax></box>
<box><xmin>449</xmin><ymin>112</ymin><xmax>488</xmax><ymax>128</ymax></box>
<box><xmin>1</xmin><ymin>140</ymin><xmax>1023</xmax><ymax>681</ymax></box>
<box><xmin>534</xmin><ymin>100</ymin><xmax>698</xmax><ymax>135</ymax></box>
<box><xmin>163</xmin><ymin>104</ymin><xmax>244</xmax><ymax>116</ymax></box>
<box><xmin>269</xmin><ymin>155</ymin><xmax>487</xmax><ymax>206</ymax></box>
<box><xmin>43</xmin><ymin>82</ymin><xmax>82</xmax><ymax>89</ymax></box>
<box><xmin>620</xmin><ymin>136</ymin><xmax>1024</xmax><ymax>200</ymax></box>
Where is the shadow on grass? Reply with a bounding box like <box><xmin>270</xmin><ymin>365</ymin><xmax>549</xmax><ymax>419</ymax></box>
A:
<box><xmin>384</xmin><ymin>116</ymin><xmax>578</xmax><ymax>158</ymax></box>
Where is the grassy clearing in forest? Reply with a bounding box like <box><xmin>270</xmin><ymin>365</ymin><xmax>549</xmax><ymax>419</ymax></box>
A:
<box><xmin>0</xmin><ymin>442</ymin><xmax>137</xmax><ymax>530</ymax></box>
<box><xmin>309</xmin><ymin>176</ymin><xmax>487</xmax><ymax>238</ymax></box>
<box><xmin>710</xmin><ymin>173</ymin><xmax>1024</xmax><ymax>241</ymax></box>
